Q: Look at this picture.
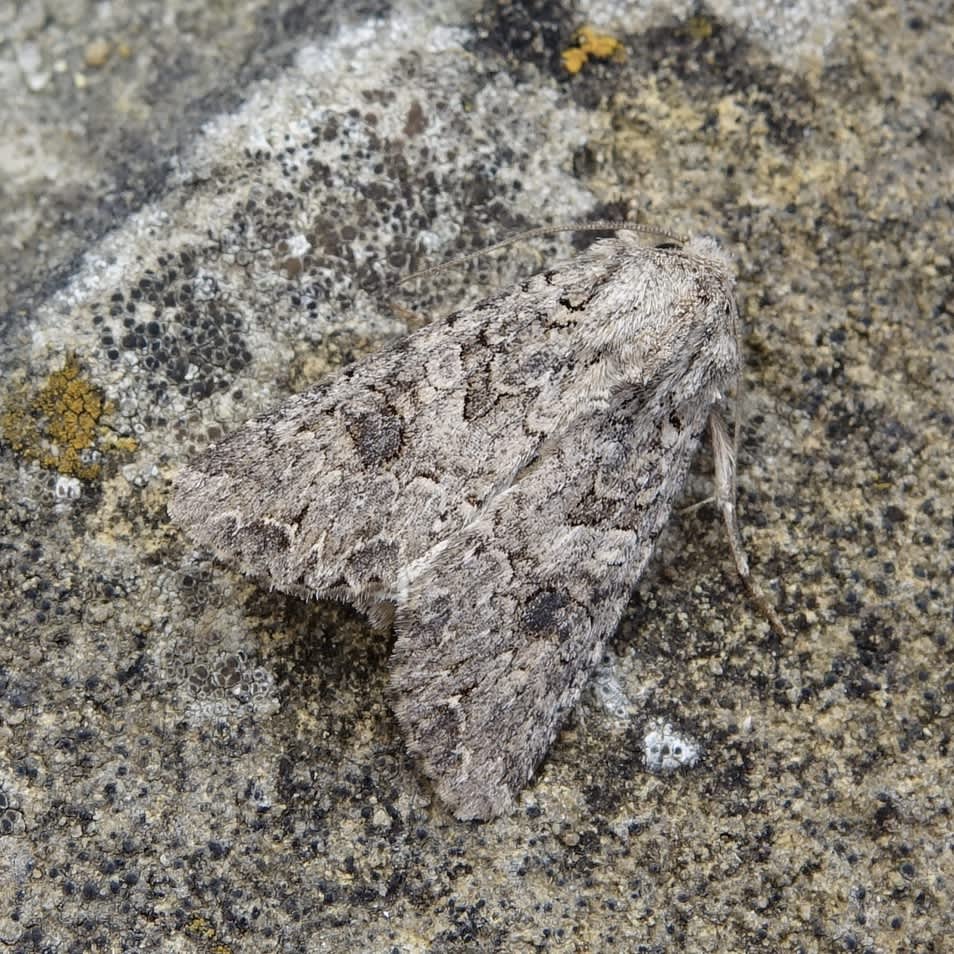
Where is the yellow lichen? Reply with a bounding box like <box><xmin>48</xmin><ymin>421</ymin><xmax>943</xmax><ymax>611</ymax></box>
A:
<box><xmin>109</xmin><ymin>435</ymin><xmax>140</xmax><ymax>453</ymax></box>
<box><xmin>687</xmin><ymin>15</ymin><xmax>714</xmax><ymax>41</ymax></box>
<box><xmin>181</xmin><ymin>916</ymin><xmax>233</xmax><ymax>952</ymax></box>
<box><xmin>561</xmin><ymin>26</ymin><xmax>625</xmax><ymax>75</ymax></box>
<box><xmin>0</xmin><ymin>354</ymin><xmax>129</xmax><ymax>479</ymax></box>
<box><xmin>561</xmin><ymin>48</ymin><xmax>589</xmax><ymax>75</ymax></box>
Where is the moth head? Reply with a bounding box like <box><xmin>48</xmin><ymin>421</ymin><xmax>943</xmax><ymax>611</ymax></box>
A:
<box><xmin>682</xmin><ymin>234</ymin><xmax>736</xmax><ymax>277</ymax></box>
<box><xmin>684</xmin><ymin>236</ymin><xmax>743</xmax><ymax>375</ymax></box>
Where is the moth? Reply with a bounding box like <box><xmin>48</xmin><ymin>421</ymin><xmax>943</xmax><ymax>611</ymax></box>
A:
<box><xmin>169</xmin><ymin>227</ymin><xmax>782</xmax><ymax>820</ymax></box>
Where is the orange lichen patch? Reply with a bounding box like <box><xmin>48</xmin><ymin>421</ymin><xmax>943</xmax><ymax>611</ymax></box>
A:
<box><xmin>561</xmin><ymin>26</ymin><xmax>625</xmax><ymax>75</ymax></box>
<box><xmin>0</xmin><ymin>354</ymin><xmax>130</xmax><ymax>479</ymax></box>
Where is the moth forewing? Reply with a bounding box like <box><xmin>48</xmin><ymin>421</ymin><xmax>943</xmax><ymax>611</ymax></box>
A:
<box><xmin>170</xmin><ymin>229</ymin><xmax>782</xmax><ymax>819</ymax></box>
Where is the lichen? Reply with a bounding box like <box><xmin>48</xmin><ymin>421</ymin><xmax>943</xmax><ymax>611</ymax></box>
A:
<box><xmin>561</xmin><ymin>26</ymin><xmax>625</xmax><ymax>76</ymax></box>
<box><xmin>184</xmin><ymin>915</ymin><xmax>216</xmax><ymax>940</ymax></box>
<box><xmin>0</xmin><ymin>354</ymin><xmax>134</xmax><ymax>479</ymax></box>
<box><xmin>687</xmin><ymin>15</ymin><xmax>714</xmax><ymax>41</ymax></box>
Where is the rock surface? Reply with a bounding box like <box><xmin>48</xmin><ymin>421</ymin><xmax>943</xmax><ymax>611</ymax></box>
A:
<box><xmin>1</xmin><ymin>1</ymin><xmax>950</xmax><ymax>950</ymax></box>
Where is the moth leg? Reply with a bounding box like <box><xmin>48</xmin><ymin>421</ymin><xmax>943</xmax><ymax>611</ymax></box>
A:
<box><xmin>709</xmin><ymin>413</ymin><xmax>788</xmax><ymax>638</ymax></box>
<box><xmin>676</xmin><ymin>497</ymin><xmax>714</xmax><ymax>517</ymax></box>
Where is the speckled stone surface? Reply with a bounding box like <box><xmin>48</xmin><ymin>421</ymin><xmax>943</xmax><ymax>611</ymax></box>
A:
<box><xmin>1</xmin><ymin>1</ymin><xmax>951</xmax><ymax>951</ymax></box>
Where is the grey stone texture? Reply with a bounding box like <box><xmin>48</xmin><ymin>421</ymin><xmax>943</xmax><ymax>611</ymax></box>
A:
<box><xmin>1</xmin><ymin>1</ymin><xmax>950</xmax><ymax>950</ymax></box>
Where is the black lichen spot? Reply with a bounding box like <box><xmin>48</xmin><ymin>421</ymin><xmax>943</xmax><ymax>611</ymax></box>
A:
<box><xmin>96</xmin><ymin>248</ymin><xmax>253</xmax><ymax>405</ymax></box>
<box><xmin>473</xmin><ymin>0</ymin><xmax>574</xmax><ymax>75</ymax></box>
<box><xmin>343</xmin><ymin>406</ymin><xmax>404</xmax><ymax>466</ymax></box>
<box><xmin>403</xmin><ymin>100</ymin><xmax>427</xmax><ymax>137</ymax></box>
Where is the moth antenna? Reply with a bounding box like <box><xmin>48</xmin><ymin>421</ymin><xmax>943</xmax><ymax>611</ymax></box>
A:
<box><xmin>398</xmin><ymin>221</ymin><xmax>687</xmax><ymax>285</ymax></box>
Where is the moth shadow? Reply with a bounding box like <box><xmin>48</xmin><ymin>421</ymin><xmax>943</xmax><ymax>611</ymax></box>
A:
<box><xmin>243</xmin><ymin>587</ymin><xmax>393</xmax><ymax>691</ymax></box>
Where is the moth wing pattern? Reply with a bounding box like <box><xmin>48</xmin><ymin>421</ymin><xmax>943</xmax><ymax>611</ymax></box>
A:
<box><xmin>170</xmin><ymin>232</ymin><xmax>744</xmax><ymax>818</ymax></box>
<box><xmin>170</xmin><ymin>262</ymin><xmax>596</xmax><ymax>611</ymax></box>
<box><xmin>170</xmin><ymin>234</ymin><xmax>716</xmax><ymax>610</ymax></box>
<box><xmin>390</xmin><ymin>358</ymin><xmax>724</xmax><ymax>820</ymax></box>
